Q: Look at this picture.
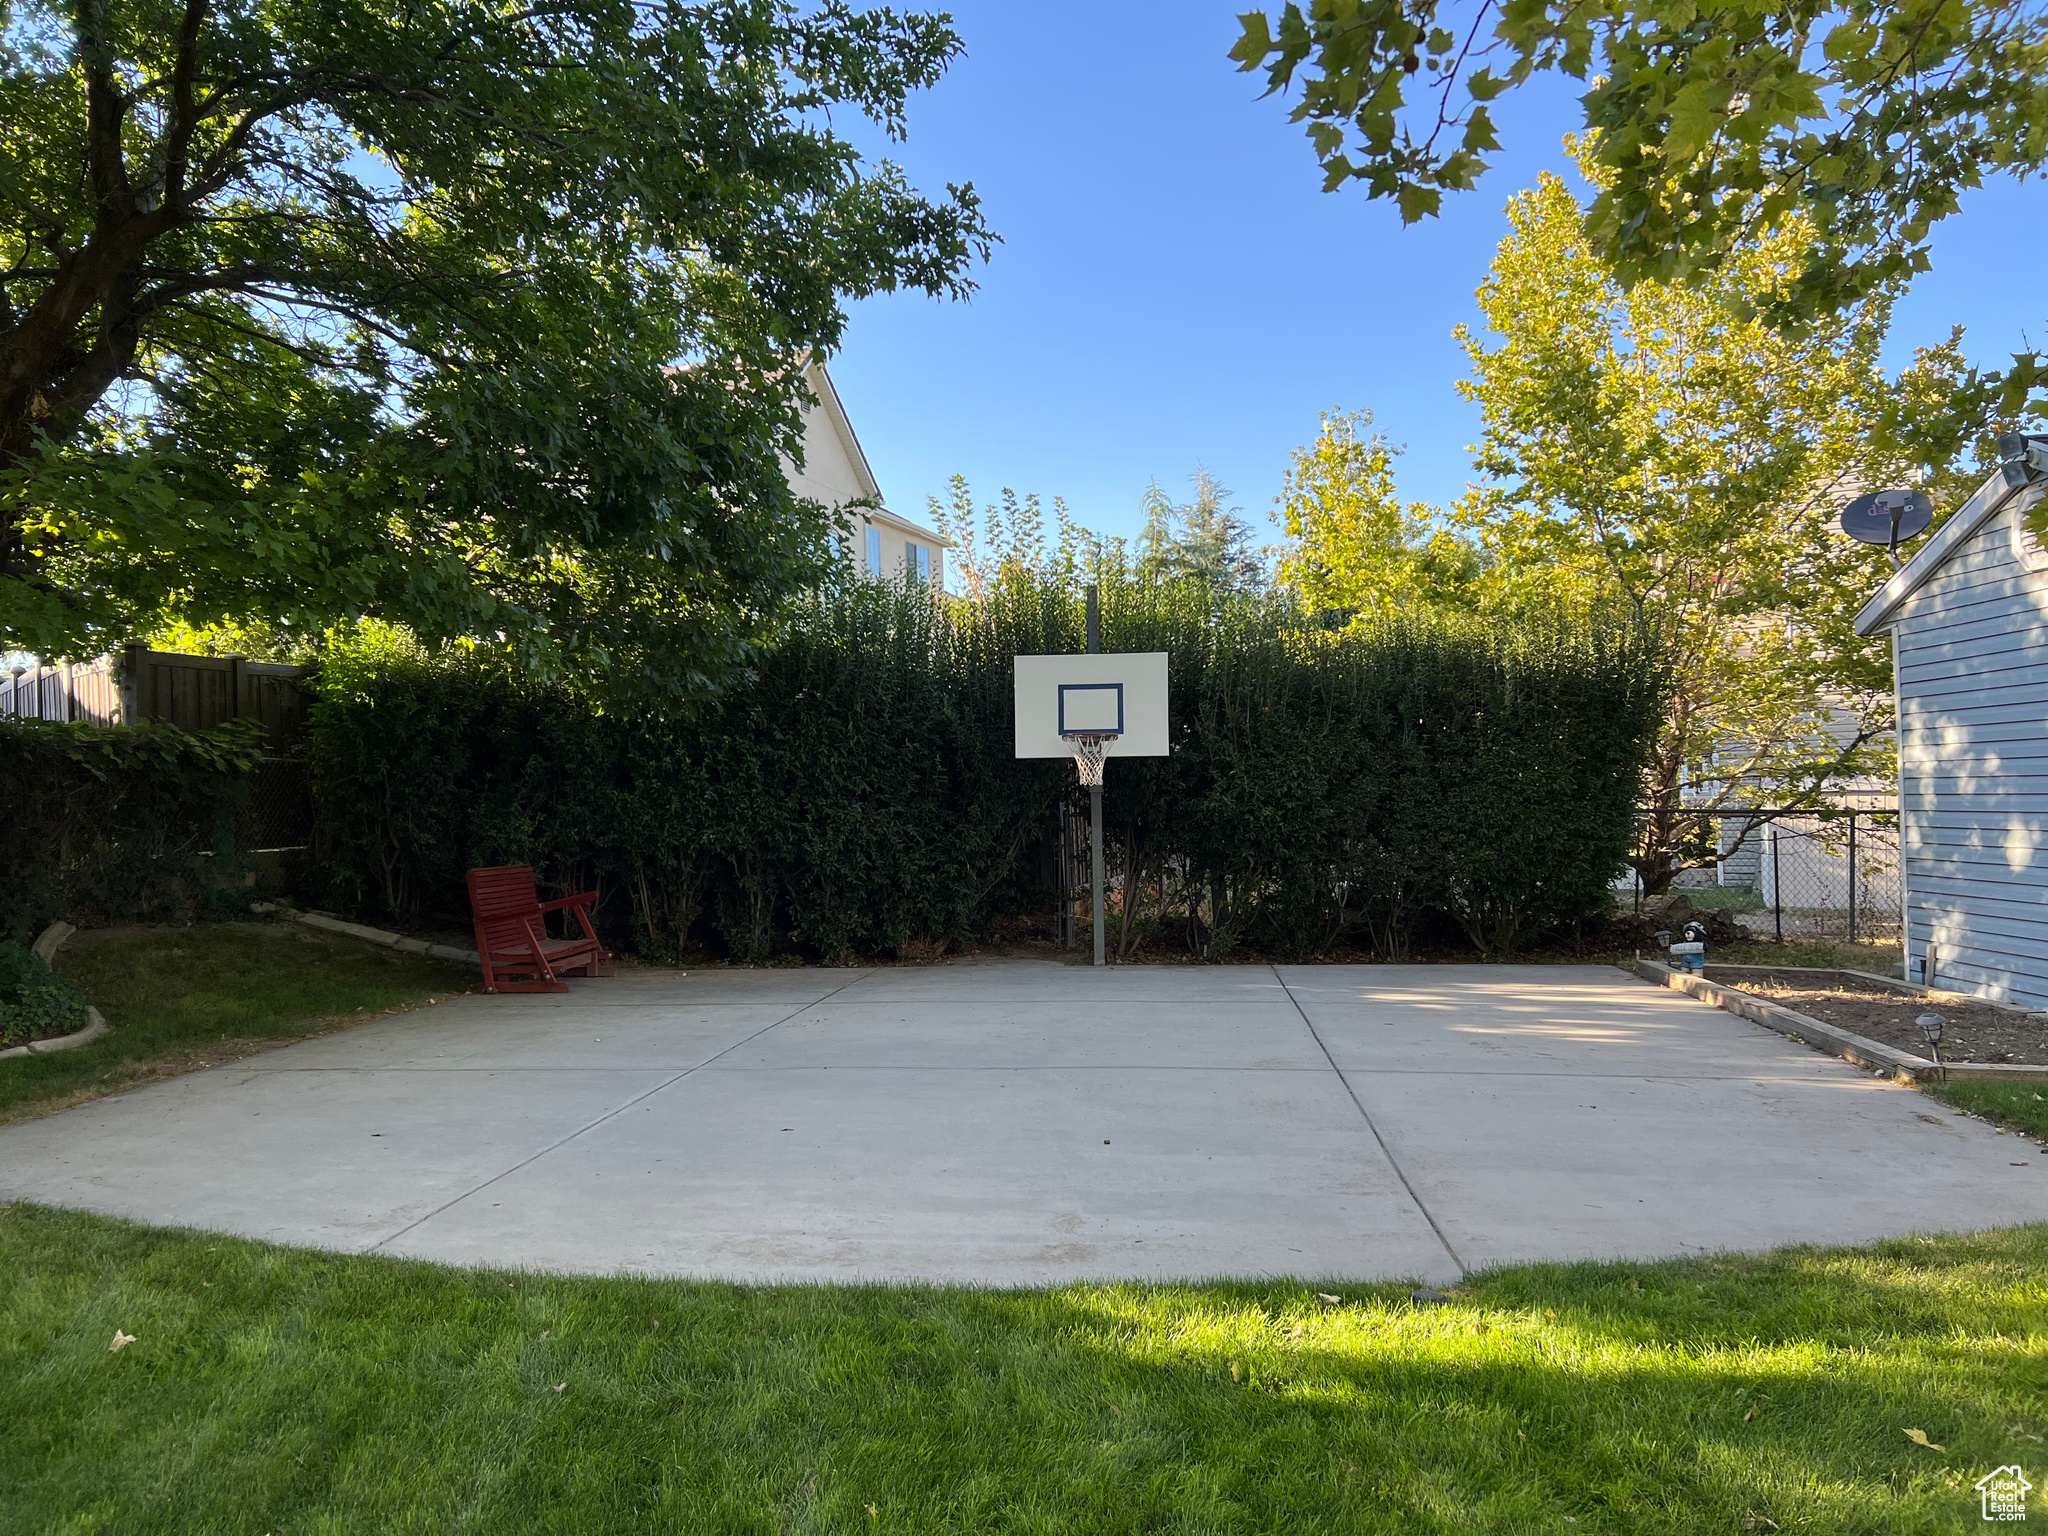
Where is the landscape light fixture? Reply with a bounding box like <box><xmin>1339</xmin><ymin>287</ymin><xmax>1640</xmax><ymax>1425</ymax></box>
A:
<box><xmin>1996</xmin><ymin>433</ymin><xmax>2048</xmax><ymax>489</ymax></box>
<box><xmin>1915</xmin><ymin>1012</ymin><xmax>1947</xmax><ymax>1082</ymax></box>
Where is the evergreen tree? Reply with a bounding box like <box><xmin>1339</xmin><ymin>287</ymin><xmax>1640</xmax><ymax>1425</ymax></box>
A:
<box><xmin>1137</xmin><ymin>469</ymin><xmax>1265</xmax><ymax>591</ymax></box>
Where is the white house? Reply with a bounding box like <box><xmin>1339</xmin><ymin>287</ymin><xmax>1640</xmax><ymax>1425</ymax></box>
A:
<box><xmin>1853</xmin><ymin>451</ymin><xmax>2048</xmax><ymax>1006</ymax></box>
<box><xmin>787</xmin><ymin>360</ymin><xmax>949</xmax><ymax>586</ymax></box>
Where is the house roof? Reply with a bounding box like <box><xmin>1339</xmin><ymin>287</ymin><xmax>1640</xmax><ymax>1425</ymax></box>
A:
<box><xmin>863</xmin><ymin>502</ymin><xmax>952</xmax><ymax>545</ymax></box>
<box><xmin>1853</xmin><ymin>467</ymin><xmax>2042</xmax><ymax>636</ymax></box>
<box><xmin>803</xmin><ymin>359</ymin><xmax>951</xmax><ymax>548</ymax></box>
<box><xmin>802</xmin><ymin>359</ymin><xmax>884</xmax><ymax>506</ymax></box>
<box><xmin>665</xmin><ymin>355</ymin><xmax>951</xmax><ymax>548</ymax></box>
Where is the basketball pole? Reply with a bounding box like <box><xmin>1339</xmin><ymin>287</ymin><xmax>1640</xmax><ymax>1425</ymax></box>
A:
<box><xmin>1086</xmin><ymin>584</ymin><xmax>1106</xmax><ymax>968</ymax></box>
<box><xmin>1090</xmin><ymin>784</ymin><xmax>1105</xmax><ymax>967</ymax></box>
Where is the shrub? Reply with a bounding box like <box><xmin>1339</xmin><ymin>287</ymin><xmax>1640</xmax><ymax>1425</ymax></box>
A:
<box><xmin>0</xmin><ymin>940</ymin><xmax>90</xmax><ymax>1046</ymax></box>
<box><xmin>0</xmin><ymin>717</ymin><xmax>265</xmax><ymax>941</ymax></box>
<box><xmin>304</xmin><ymin>577</ymin><xmax>1660</xmax><ymax>961</ymax></box>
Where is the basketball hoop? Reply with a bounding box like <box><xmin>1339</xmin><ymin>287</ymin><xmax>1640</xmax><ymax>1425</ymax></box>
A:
<box><xmin>1015</xmin><ymin>649</ymin><xmax>1168</xmax><ymax>969</ymax></box>
<box><xmin>1065</xmin><ymin>731</ymin><xmax>1113</xmax><ymax>788</ymax></box>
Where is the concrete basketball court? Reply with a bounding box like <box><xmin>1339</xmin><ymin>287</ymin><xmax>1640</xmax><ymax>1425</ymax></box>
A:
<box><xmin>2</xmin><ymin>961</ymin><xmax>2039</xmax><ymax>1286</ymax></box>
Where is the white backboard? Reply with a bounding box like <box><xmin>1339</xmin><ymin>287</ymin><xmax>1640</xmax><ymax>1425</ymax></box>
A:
<box><xmin>1013</xmin><ymin>652</ymin><xmax>1169</xmax><ymax>758</ymax></box>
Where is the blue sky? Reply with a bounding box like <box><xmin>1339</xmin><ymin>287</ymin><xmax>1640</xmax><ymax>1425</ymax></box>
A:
<box><xmin>831</xmin><ymin>1</ymin><xmax>2047</xmax><ymax>547</ymax></box>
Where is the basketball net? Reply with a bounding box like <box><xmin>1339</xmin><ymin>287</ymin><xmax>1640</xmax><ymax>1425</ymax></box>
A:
<box><xmin>1066</xmin><ymin>732</ymin><xmax>1113</xmax><ymax>789</ymax></box>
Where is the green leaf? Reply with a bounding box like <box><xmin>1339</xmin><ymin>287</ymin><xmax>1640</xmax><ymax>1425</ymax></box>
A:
<box><xmin>1463</xmin><ymin>106</ymin><xmax>1501</xmax><ymax>155</ymax></box>
<box><xmin>1397</xmin><ymin>182</ymin><xmax>1443</xmax><ymax>221</ymax></box>
<box><xmin>1229</xmin><ymin>11</ymin><xmax>1276</xmax><ymax>68</ymax></box>
<box><xmin>0</xmin><ymin>0</ymin><xmax>993</xmax><ymax>698</ymax></box>
<box><xmin>1662</xmin><ymin>86</ymin><xmax>1724</xmax><ymax>160</ymax></box>
<box><xmin>1466</xmin><ymin>68</ymin><xmax>1507</xmax><ymax>101</ymax></box>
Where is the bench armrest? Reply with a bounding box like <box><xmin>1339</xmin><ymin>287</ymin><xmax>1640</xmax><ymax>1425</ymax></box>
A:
<box><xmin>536</xmin><ymin>891</ymin><xmax>606</xmax><ymax>949</ymax></box>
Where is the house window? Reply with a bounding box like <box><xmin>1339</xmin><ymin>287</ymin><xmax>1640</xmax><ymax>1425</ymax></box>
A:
<box><xmin>907</xmin><ymin>542</ymin><xmax>930</xmax><ymax>584</ymax></box>
<box><xmin>866</xmin><ymin>526</ymin><xmax>882</xmax><ymax>575</ymax></box>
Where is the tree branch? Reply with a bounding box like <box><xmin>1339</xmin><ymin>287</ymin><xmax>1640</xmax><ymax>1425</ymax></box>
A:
<box><xmin>188</xmin><ymin>96</ymin><xmax>307</xmax><ymax>203</ymax></box>
<box><xmin>164</xmin><ymin>299</ymin><xmax>337</xmax><ymax>367</ymax></box>
<box><xmin>238</xmin><ymin>285</ymin><xmax>456</xmax><ymax>363</ymax></box>
<box><xmin>35</xmin><ymin>267</ymin><xmax>147</xmax><ymax>440</ymax></box>
<box><xmin>75</xmin><ymin>0</ymin><xmax>136</xmax><ymax>219</ymax></box>
<box><xmin>162</xmin><ymin>0</ymin><xmax>212</xmax><ymax>209</ymax></box>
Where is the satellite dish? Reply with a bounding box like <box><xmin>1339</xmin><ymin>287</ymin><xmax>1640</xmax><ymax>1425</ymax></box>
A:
<box><xmin>1840</xmin><ymin>489</ymin><xmax>1934</xmax><ymax>551</ymax></box>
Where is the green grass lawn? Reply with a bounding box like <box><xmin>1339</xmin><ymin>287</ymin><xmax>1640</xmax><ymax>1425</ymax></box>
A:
<box><xmin>1925</xmin><ymin>1080</ymin><xmax>2048</xmax><ymax>1145</ymax></box>
<box><xmin>1688</xmin><ymin>885</ymin><xmax>1770</xmax><ymax>913</ymax></box>
<box><xmin>0</xmin><ymin>923</ymin><xmax>468</xmax><ymax>1125</ymax></box>
<box><xmin>2</xmin><ymin>1206</ymin><xmax>2041</xmax><ymax>1533</ymax></box>
<box><xmin>1588</xmin><ymin>926</ymin><xmax>1903</xmax><ymax>974</ymax></box>
<box><xmin>1700</xmin><ymin>936</ymin><xmax>1905</xmax><ymax>972</ymax></box>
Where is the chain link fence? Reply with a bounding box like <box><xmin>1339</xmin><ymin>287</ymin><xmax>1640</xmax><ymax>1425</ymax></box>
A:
<box><xmin>238</xmin><ymin>756</ymin><xmax>314</xmax><ymax>854</ymax></box>
<box><xmin>1634</xmin><ymin>807</ymin><xmax>1901</xmax><ymax>946</ymax></box>
<box><xmin>1058</xmin><ymin>800</ymin><xmax>1907</xmax><ymax>954</ymax></box>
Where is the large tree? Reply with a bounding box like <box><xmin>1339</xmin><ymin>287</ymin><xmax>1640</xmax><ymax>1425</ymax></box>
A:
<box><xmin>1230</xmin><ymin>0</ymin><xmax>2048</xmax><ymax>432</ymax></box>
<box><xmin>1455</xmin><ymin>172</ymin><xmax>1975</xmax><ymax>889</ymax></box>
<box><xmin>1230</xmin><ymin>0</ymin><xmax>2048</xmax><ymax>311</ymax></box>
<box><xmin>0</xmin><ymin>0</ymin><xmax>989</xmax><ymax>693</ymax></box>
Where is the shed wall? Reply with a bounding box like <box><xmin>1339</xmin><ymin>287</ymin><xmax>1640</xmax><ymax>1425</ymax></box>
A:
<box><xmin>1891</xmin><ymin>500</ymin><xmax>2048</xmax><ymax>1007</ymax></box>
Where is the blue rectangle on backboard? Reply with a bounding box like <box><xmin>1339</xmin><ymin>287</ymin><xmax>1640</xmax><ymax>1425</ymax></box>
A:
<box><xmin>1058</xmin><ymin>682</ymin><xmax>1124</xmax><ymax>736</ymax></box>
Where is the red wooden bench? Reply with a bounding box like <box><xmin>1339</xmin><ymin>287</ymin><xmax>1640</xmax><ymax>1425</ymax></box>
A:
<box><xmin>466</xmin><ymin>865</ymin><xmax>612</xmax><ymax>994</ymax></box>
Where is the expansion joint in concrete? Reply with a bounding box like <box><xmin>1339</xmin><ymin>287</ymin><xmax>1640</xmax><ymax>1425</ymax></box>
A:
<box><xmin>1269</xmin><ymin>966</ymin><xmax>1469</xmax><ymax>1279</ymax></box>
<box><xmin>364</xmin><ymin>970</ymin><xmax>877</xmax><ymax>1254</ymax></box>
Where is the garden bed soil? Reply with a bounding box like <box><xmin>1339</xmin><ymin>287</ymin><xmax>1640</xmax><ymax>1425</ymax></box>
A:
<box><xmin>1726</xmin><ymin>974</ymin><xmax>2048</xmax><ymax>1066</ymax></box>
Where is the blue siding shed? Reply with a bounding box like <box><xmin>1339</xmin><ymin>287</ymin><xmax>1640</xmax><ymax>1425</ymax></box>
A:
<box><xmin>1856</xmin><ymin>469</ymin><xmax>2048</xmax><ymax>1008</ymax></box>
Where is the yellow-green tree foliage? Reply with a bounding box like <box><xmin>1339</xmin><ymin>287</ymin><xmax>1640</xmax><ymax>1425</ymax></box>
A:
<box><xmin>1272</xmin><ymin>411</ymin><xmax>1478</xmax><ymax>618</ymax></box>
<box><xmin>1455</xmin><ymin>170</ymin><xmax>1974</xmax><ymax>886</ymax></box>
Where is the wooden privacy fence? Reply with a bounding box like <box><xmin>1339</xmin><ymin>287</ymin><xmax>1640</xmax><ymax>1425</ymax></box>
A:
<box><xmin>1</xmin><ymin>646</ymin><xmax>308</xmax><ymax>741</ymax></box>
<box><xmin>119</xmin><ymin>643</ymin><xmax>308</xmax><ymax>746</ymax></box>
<box><xmin>0</xmin><ymin>657</ymin><xmax>119</xmax><ymax>724</ymax></box>
<box><xmin>119</xmin><ymin>646</ymin><xmax>314</xmax><ymax>852</ymax></box>
<box><xmin>6</xmin><ymin>646</ymin><xmax>314</xmax><ymax>852</ymax></box>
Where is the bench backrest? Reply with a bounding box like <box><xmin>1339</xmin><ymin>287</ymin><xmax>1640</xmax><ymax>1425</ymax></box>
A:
<box><xmin>467</xmin><ymin>864</ymin><xmax>542</xmax><ymax>953</ymax></box>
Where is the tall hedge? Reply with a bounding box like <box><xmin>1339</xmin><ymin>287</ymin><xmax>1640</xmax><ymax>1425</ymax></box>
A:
<box><xmin>306</xmin><ymin>578</ymin><xmax>1661</xmax><ymax>960</ymax></box>
<box><xmin>0</xmin><ymin>717</ymin><xmax>263</xmax><ymax>941</ymax></box>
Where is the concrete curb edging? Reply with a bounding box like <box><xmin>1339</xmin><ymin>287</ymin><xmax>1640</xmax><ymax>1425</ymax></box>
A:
<box><xmin>30</xmin><ymin>919</ymin><xmax>75</xmax><ymax>965</ymax></box>
<box><xmin>1637</xmin><ymin>959</ymin><xmax>1927</xmax><ymax>1082</ymax></box>
<box><xmin>1633</xmin><ymin>959</ymin><xmax>2048</xmax><ymax>1083</ymax></box>
<box><xmin>0</xmin><ymin>1008</ymin><xmax>111</xmax><ymax>1060</ymax></box>
<box><xmin>2</xmin><ymin>920</ymin><xmax>109</xmax><ymax>1060</ymax></box>
<box><xmin>264</xmin><ymin>907</ymin><xmax>480</xmax><ymax>967</ymax></box>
